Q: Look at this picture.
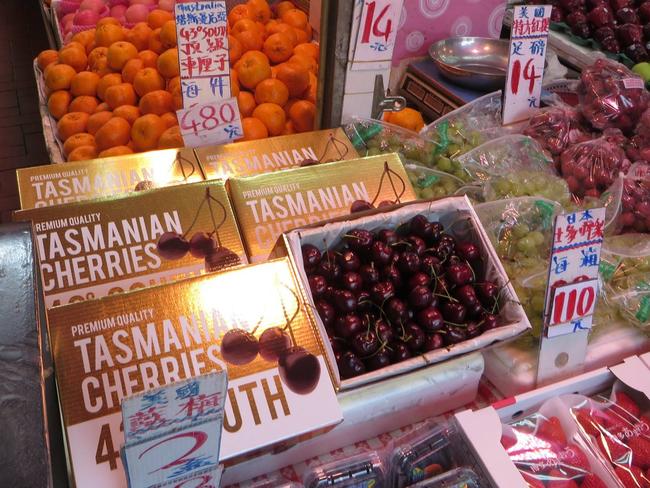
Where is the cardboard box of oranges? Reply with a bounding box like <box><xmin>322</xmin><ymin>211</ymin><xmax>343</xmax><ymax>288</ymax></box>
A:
<box><xmin>36</xmin><ymin>0</ymin><xmax>320</xmax><ymax>162</ymax></box>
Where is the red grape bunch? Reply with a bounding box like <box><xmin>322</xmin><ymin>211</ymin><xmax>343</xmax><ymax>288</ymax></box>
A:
<box><xmin>301</xmin><ymin>214</ymin><xmax>505</xmax><ymax>380</ymax></box>
<box><xmin>156</xmin><ymin>187</ymin><xmax>241</xmax><ymax>272</ymax></box>
<box><xmin>350</xmin><ymin>161</ymin><xmax>408</xmax><ymax>214</ymax></box>
<box><xmin>220</xmin><ymin>284</ymin><xmax>322</xmax><ymax>395</ymax></box>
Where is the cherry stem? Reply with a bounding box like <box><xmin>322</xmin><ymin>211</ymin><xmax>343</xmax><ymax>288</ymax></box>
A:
<box><xmin>319</xmin><ymin>133</ymin><xmax>350</xmax><ymax>164</ymax></box>
<box><xmin>175</xmin><ymin>153</ymin><xmax>196</xmax><ymax>181</ymax></box>
<box><xmin>250</xmin><ymin>313</ymin><xmax>265</xmax><ymax>335</ymax></box>
<box><xmin>385</xmin><ymin>163</ymin><xmax>406</xmax><ymax>204</ymax></box>
<box><xmin>206</xmin><ymin>188</ymin><xmax>228</xmax><ymax>231</ymax></box>
<box><xmin>181</xmin><ymin>197</ymin><xmax>207</xmax><ymax>239</ymax></box>
<box><xmin>279</xmin><ymin>283</ymin><xmax>301</xmax><ymax>346</ymax></box>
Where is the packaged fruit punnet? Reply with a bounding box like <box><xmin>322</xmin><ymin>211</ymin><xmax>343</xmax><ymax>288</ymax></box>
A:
<box><xmin>304</xmin><ymin>451</ymin><xmax>388</xmax><ymax>487</ymax></box>
<box><xmin>283</xmin><ymin>197</ymin><xmax>531</xmax><ymax>390</ymax></box>
<box><xmin>570</xmin><ymin>387</ymin><xmax>650</xmax><ymax>487</ymax></box>
<box><xmin>455</xmin><ymin>135</ymin><xmax>555</xmax><ymax>183</ymax></box>
<box><xmin>343</xmin><ymin>117</ymin><xmax>471</xmax><ymax>182</ymax></box>
<box><xmin>600</xmin><ymin>234</ymin><xmax>650</xmax><ymax>330</ymax></box>
<box><xmin>405</xmin><ymin>163</ymin><xmax>465</xmax><ymax>201</ymax></box>
<box><xmin>475</xmin><ymin>197</ymin><xmax>561</xmax><ymax>341</ymax></box>
<box><xmin>559</xmin><ymin>135</ymin><xmax>632</xmax><ymax>199</ymax></box>
<box><xmin>522</xmin><ymin>105</ymin><xmax>591</xmax><ymax>157</ymax></box>
<box><xmin>501</xmin><ymin>395</ymin><xmax>621</xmax><ymax>488</ymax></box>
<box><xmin>578</xmin><ymin>58</ymin><xmax>650</xmax><ymax>133</ymax></box>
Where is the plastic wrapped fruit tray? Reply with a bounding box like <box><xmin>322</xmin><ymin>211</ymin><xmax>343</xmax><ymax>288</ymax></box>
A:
<box><xmin>34</xmin><ymin>59</ymin><xmax>65</xmax><ymax>163</ymax></box>
<box><xmin>550</xmin><ymin>22</ymin><xmax>636</xmax><ymax>67</ymax></box>
<box><xmin>282</xmin><ymin>196</ymin><xmax>532</xmax><ymax>391</ymax></box>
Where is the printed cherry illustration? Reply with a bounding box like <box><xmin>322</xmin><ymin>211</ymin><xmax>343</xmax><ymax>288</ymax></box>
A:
<box><xmin>258</xmin><ymin>327</ymin><xmax>292</xmax><ymax>362</ymax></box>
<box><xmin>134</xmin><ymin>180</ymin><xmax>156</xmax><ymax>192</ymax></box>
<box><xmin>300</xmin><ymin>132</ymin><xmax>351</xmax><ymax>167</ymax></box>
<box><xmin>189</xmin><ymin>232</ymin><xmax>216</xmax><ymax>259</ymax></box>
<box><xmin>278</xmin><ymin>346</ymin><xmax>321</xmax><ymax>394</ymax></box>
<box><xmin>221</xmin><ymin>329</ymin><xmax>259</xmax><ymax>365</ymax></box>
<box><xmin>205</xmin><ymin>247</ymin><xmax>241</xmax><ymax>273</ymax></box>
<box><xmin>157</xmin><ymin>232</ymin><xmax>190</xmax><ymax>260</ymax></box>
<box><xmin>350</xmin><ymin>161</ymin><xmax>407</xmax><ymax>213</ymax></box>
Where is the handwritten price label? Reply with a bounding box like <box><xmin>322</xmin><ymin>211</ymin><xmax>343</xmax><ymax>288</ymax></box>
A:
<box><xmin>177</xmin><ymin>98</ymin><xmax>243</xmax><ymax>148</ymax></box>
<box><xmin>502</xmin><ymin>5</ymin><xmax>552</xmax><ymax>125</ymax></box>
<box><xmin>350</xmin><ymin>0</ymin><xmax>403</xmax><ymax>71</ymax></box>
<box><xmin>547</xmin><ymin>279</ymin><xmax>598</xmax><ymax>338</ymax></box>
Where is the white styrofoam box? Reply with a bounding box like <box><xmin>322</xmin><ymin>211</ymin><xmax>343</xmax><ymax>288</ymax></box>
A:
<box><xmin>283</xmin><ymin>196</ymin><xmax>531</xmax><ymax>391</ymax></box>
<box><xmin>221</xmin><ymin>352</ymin><xmax>484</xmax><ymax>485</ymax></box>
<box><xmin>641</xmin><ymin>352</ymin><xmax>650</xmax><ymax>369</ymax></box>
<box><xmin>483</xmin><ymin>320</ymin><xmax>650</xmax><ymax>397</ymax></box>
<box><xmin>456</xmin><ymin>355</ymin><xmax>650</xmax><ymax>488</ymax></box>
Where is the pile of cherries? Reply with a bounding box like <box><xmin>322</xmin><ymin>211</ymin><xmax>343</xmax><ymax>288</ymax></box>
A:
<box><xmin>301</xmin><ymin>214</ymin><xmax>504</xmax><ymax>380</ymax></box>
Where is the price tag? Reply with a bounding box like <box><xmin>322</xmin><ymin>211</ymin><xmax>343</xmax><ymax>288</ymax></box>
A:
<box><xmin>174</xmin><ymin>1</ymin><xmax>230</xmax><ymax>107</ymax></box>
<box><xmin>121</xmin><ymin>373</ymin><xmax>227</xmax><ymax>488</ymax></box>
<box><xmin>502</xmin><ymin>5</ymin><xmax>552</xmax><ymax>125</ymax></box>
<box><xmin>177</xmin><ymin>97</ymin><xmax>243</xmax><ymax>148</ymax></box>
<box><xmin>542</xmin><ymin>207</ymin><xmax>605</xmax><ymax>337</ymax></box>
<box><xmin>349</xmin><ymin>0</ymin><xmax>403</xmax><ymax>71</ymax></box>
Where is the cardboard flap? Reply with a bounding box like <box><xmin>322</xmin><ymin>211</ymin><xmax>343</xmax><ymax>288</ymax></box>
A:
<box><xmin>455</xmin><ymin>408</ymin><xmax>527</xmax><ymax>488</ymax></box>
<box><xmin>610</xmin><ymin>356</ymin><xmax>650</xmax><ymax>399</ymax></box>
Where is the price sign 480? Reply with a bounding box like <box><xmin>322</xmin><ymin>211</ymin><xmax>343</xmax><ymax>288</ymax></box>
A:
<box><xmin>180</xmin><ymin>102</ymin><xmax>237</xmax><ymax>136</ymax></box>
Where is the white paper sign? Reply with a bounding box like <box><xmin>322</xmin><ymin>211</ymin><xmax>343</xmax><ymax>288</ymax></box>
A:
<box><xmin>177</xmin><ymin>97</ymin><xmax>243</xmax><ymax>148</ymax></box>
<box><xmin>174</xmin><ymin>1</ymin><xmax>230</xmax><ymax>107</ymax></box>
<box><xmin>349</xmin><ymin>0</ymin><xmax>403</xmax><ymax>71</ymax></box>
<box><xmin>502</xmin><ymin>5</ymin><xmax>552</xmax><ymax>125</ymax></box>
<box><xmin>543</xmin><ymin>207</ymin><xmax>605</xmax><ymax>338</ymax></box>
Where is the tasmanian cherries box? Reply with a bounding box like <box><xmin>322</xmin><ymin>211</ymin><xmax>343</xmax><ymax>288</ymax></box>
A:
<box><xmin>14</xmin><ymin>180</ymin><xmax>246</xmax><ymax>308</ymax></box>
<box><xmin>16</xmin><ymin>148</ymin><xmax>203</xmax><ymax>209</ymax></box>
<box><xmin>45</xmin><ymin>258</ymin><xmax>341</xmax><ymax>488</ymax></box>
<box><xmin>194</xmin><ymin>128</ymin><xmax>359</xmax><ymax>179</ymax></box>
<box><xmin>230</xmin><ymin>154</ymin><xmax>416</xmax><ymax>263</ymax></box>
<box><xmin>279</xmin><ymin>196</ymin><xmax>531</xmax><ymax>390</ymax></box>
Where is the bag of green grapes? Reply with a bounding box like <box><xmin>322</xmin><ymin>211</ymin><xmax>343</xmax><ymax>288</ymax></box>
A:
<box><xmin>455</xmin><ymin>135</ymin><xmax>555</xmax><ymax>183</ymax></box>
<box><xmin>474</xmin><ymin>197</ymin><xmax>562</xmax><ymax>343</ymax></box>
<box><xmin>599</xmin><ymin>234</ymin><xmax>650</xmax><ymax>331</ymax></box>
<box><xmin>343</xmin><ymin>117</ymin><xmax>471</xmax><ymax>181</ymax></box>
<box><xmin>404</xmin><ymin>163</ymin><xmax>465</xmax><ymax>200</ymax></box>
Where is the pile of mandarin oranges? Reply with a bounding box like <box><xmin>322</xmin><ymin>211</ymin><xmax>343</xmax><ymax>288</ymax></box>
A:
<box><xmin>36</xmin><ymin>0</ymin><xmax>318</xmax><ymax>162</ymax></box>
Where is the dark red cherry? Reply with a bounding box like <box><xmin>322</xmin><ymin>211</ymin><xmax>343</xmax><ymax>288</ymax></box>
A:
<box><xmin>344</xmin><ymin>229</ymin><xmax>374</xmax><ymax>253</ymax></box>
<box><xmin>221</xmin><ymin>329</ymin><xmax>259</xmax><ymax>365</ymax></box>
<box><xmin>409</xmin><ymin>285</ymin><xmax>433</xmax><ymax>310</ymax></box>
<box><xmin>381</xmin><ymin>264</ymin><xmax>404</xmax><ymax>289</ymax></box>
<box><xmin>360</xmin><ymin>264</ymin><xmax>380</xmax><ymax>286</ymax></box>
<box><xmin>258</xmin><ymin>327</ymin><xmax>292</xmax><ymax>362</ymax></box>
<box><xmin>390</xmin><ymin>340</ymin><xmax>412</xmax><ymax>362</ymax></box>
<box><xmin>616</xmin><ymin>7</ymin><xmax>638</xmax><ymax>24</ymax></box>
<box><xmin>370</xmin><ymin>240</ymin><xmax>393</xmax><ymax>265</ymax></box>
<box><xmin>405</xmin><ymin>235</ymin><xmax>426</xmax><ymax>255</ymax></box>
<box><xmin>351</xmin><ymin>200</ymin><xmax>374</xmax><ymax>213</ymax></box>
<box><xmin>352</xmin><ymin>331</ymin><xmax>379</xmax><ymax>356</ymax></box>
<box><xmin>466</xmin><ymin>321</ymin><xmax>482</xmax><ymax>339</ymax></box>
<box><xmin>593</xmin><ymin>26</ymin><xmax>615</xmax><ymax>43</ymax></box>
<box><xmin>366</xmin><ymin>349</ymin><xmax>391</xmax><ymax>371</ymax></box>
<box><xmin>341</xmin><ymin>272</ymin><xmax>363</xmax><ymax>293</ymax></box>
<box><xmin>397</xmin><ymin>251</ymin><xmax>420</xmax><ymax>275</ymax></box>
<box><xmin>334</xmin><ymin>289</ymin><xmax>357</xmax><ymax>313</ymax></box>
<box><xmin>308</xmin><ymin>275</ymin><xmax>328</xmax><ymax>297</ymax></box>
<box><xmin>416</xmin><ymin>307</ymin><xmax>444</xmax><ymax>332</ymax></box>
<box><xmin>446</xmin><ymin>262</ymin><xmax>474</xmax><ymax>286</ymax></box>
<box><xmin>357</xmin><ymin>291</ymin><xmax>373</xmax><ymax>314</ymax></box>
<box><xmin>315</xmin><ymin>300</ymin><xmax>336</xmax><ymax>327</ymax></box>
<box><xmin>337</xmin><ymin>250</ymin><xmax>361</xmax><ymax>272</ymax></box>
<box><xmin>456</xmin><ymin>242</ymin><xmax>481</xmax><ymax>261</ymax></box>
<box><xmin>377</xmin><ymin>200</ymin><xmax>395</xmax><ymax>208</ymax></box>
<box><xmin>375</xmin><ymin>319</ymin><xmax>394</xmax><ymax>344</ymax></box>
<box><xmin>157</xmin><ymin>232</ymin><xmax>190</xmax><ymax>260</ymax></box>
<box><xmin>467</xmin><ymin>302</ymin><xmax>485</xmax><ymax>319</ymax></box>
<box><xmin>445</xmin><ymin>326</ymin><xmax>467</xmax><ymax>345</ymax></box>
<box><xmin>481</xmin><ymin>313</ymin><xmax>499</xmax><ymax>332</ymax></box>
<box><xmin>404</xmin><ymin>322</ymin><xmax>426</xmax><ymax>352</ymax></box>
<box><xmin>476</xmin><ymin>281</ymin><xmax>499</xmax><ymax>308</ymax></box>
<box><xmin>455</xmin><ymin>284</ymin><xmax>480</xmax><ymax>307</ymax></box>
<box><xmin>334</xmin><ymin>314</ymin><xmax>363</xmax><ymax>339</ymax></box>
<box><xmin>442</xmin><ymin>302</ymin><xmax>467</xmax><ymax>324</ymax></box>
<box><xmin>338</xmin><ymin>351</ymin><xmax>366</xmax><ymax>379</ymax></box>
<box><xmin>189</xmin><ymin>232</ymin><xmax>216</xmax><ymax>259</ymax></box>
<box><xmin>376</xmin><ymin>228</ymin><xmax>399</xmax><ymax>246</ymax></box>
<box><xmin>385</xmin><ymin>297</ymin><xmax>408</xmax><ymax>324</ymax></box>
<box><xmin>301</xmin><ymin>244</ymin><xmax>321</xmax><ymax>268</ymax></box>
<box><xmin>409</xmin><ymin>214</ymin><xmax>433</xmax><ymax>239</ymax></box>
<box><xmin>408</xmin><ymin>272</ymin><xmax>431</xmax><ymax>288</ymax></box>
<box><xmin>205</xmin><ymin>246</ymin><xmax>241</xmax><ymax>272</ymax></box>
<box><xmin>423</xmin><ymin>333</ymin><xmax>444</xmax><ymax>352</ymax></box>
<box><xmin>420</xmin><ymin>254</ymin><xmax>443</xmax><ymax>276</ymax></box>
<box><xmin>317</xmin><ymin>259</ymin><xmax>341</xmax><ymax>282</ymax></box>
<box><xmin>278</xmin><ymin>346</ymin><xmax>321</xmax><ymax>394</ymax></box>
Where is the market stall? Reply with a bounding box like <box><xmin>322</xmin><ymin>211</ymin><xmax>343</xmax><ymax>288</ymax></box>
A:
<box><xmin>3</xmin><ymin>0</ymin><xmax>650</xmax><ymax>487</ymax></box>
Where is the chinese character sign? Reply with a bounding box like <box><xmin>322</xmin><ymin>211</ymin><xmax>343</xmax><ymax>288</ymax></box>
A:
<box><xmin>543</xmin><ymin>208</ymin><xmax>605</xmax><ymax>338</ymax></box>
<box><xmin>350</xmin><ymin>0</ymin><xmax>404</xmax><ymax>71</ymax></box>
<box><xmin>177</xmin><ymin>97</ymin><xmax>243</xmax><ymax>148</ymax></box>
<box><xmin>175</xmin><ymin>1</ymin><xmax>230</xmax><ymax>106</ymax></box>
<box><xmin>502</xmin><ymin>5</ymin><xmax>552</xmax><ymax>125</ymax></box>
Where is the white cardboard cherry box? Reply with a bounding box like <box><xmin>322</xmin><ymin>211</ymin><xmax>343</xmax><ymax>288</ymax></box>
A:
<box><xmin>454</xmin><ymin>355</ymin><xmax>650</xmax><ymax>488</ymax></box>
<box><xmin>276</xmin><ymin>196</ymin><xmax>531</xmax><ymax>391</ymax></box>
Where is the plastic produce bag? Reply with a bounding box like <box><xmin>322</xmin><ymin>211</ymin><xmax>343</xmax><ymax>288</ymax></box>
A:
<box><xmin>559</xmin><ymin>135</ymin><xmax>632</xmax><ymax>198</ymax></box>
<box><xmin>483</xmin><ymin>169</ymin><xmax>572</xmax><ymax>206</ymax></box>
<box><xmin>455</xmin><ymin>135</ymin><xmax>555</xmax><ymax>183</ymax></box>
<box><xmin>578</xmin><ymin>58</ymin><xmax>650</xmax><ymax>133</ymax></box>
<box><xmin>606</xmin><ymin>163</ymin><xmax>650</xmax><ymax>234</ymax></box>
<box><xmin>522</xmin><ymin>106</ymin><xmax>591</xmax><ymax>157</ymax></box>
<box><xmin>344</xmin><ymin>117</ymin><xmax>471</xmax><ymax>181</ymax></box>
<box><xmin>626</xmin><ymin>108</ymin><xmax>650</xmax><ymax>163</ymax></box>
<box><xmin>405</xmin><ymin>163</ymin><xmax>465</xmax><ymax>201</ymax></box>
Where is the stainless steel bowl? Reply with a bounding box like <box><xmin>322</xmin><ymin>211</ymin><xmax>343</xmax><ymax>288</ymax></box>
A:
<box><xmin>429</xmin><ymin>37</ymin><xmax>509</xmax><ymax>91</ymax></box>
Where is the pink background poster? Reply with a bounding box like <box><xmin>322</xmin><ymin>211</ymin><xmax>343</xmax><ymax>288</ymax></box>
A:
<box><xmin>392</xmin><ymin>0</ymin><xmax>508</xmax><ymax>66</ymax></box>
